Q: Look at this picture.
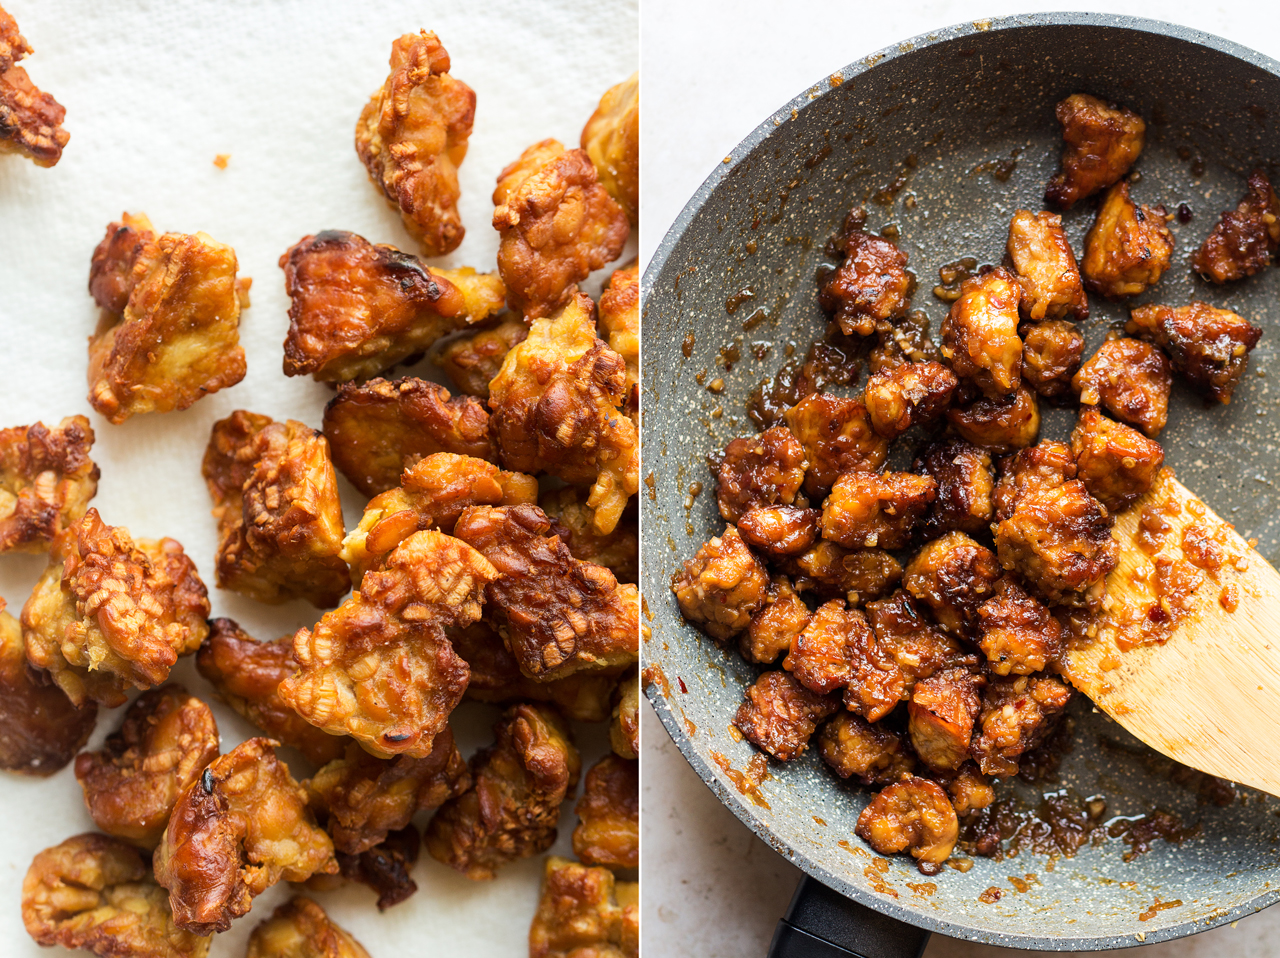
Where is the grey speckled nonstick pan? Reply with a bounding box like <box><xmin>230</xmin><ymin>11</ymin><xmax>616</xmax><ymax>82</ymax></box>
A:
<box><xmin>641</xmin><ymin>12</ymin><xmax>1280</xmax><ymax>955</ymax></box>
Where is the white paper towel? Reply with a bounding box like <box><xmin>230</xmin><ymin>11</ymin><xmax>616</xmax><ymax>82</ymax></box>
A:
<box><xmin>0</xmin><ymin>0</ymin><xmax>637</xmax><ymax>953</ymax></box>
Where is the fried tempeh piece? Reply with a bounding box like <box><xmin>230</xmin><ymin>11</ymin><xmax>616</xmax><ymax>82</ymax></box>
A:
<box><xmin>716</xmin><ymin>425</ymin><xmax>807</xmax><ymax>523</ymax></box>
<box><xmin>493</xmin><ymin>139</ymin><xmax>630</xmax><ymax>319</ymax></box>
<box><xmin>246</xmin><ymin>896</ymin><xmax>370</xmax><ymax>958</ymax></box>
<box><xmin>281</xmin><ymin>231</ymin><xmax>504</xmax><ymax>382</ymax></box>
<box><xmin>279</xmin><ymin>530</ymin><xmax>495</xmax><ymax>758</ymax></box>
<box><xmin>599</xmin><ymin>260</ymin><xmax>640</xmax><ymax>392</ymax></box>
<box><xmin>454</xmin><ymin>504</ymin><xmax>638</xmax><ymax>680</ymax></box>
<box><xmin>22</xmin><ymin>833</ymin><xmax>210</xmax><ymax>958</ymax></box>
<box><xmin>820</xmin><ymin>470</ymin><xmax>936</xmax><ymax>551</ymax></box>
<box><xmin>203</xmin><ymin>410</ymin><xmax>349</xmax><ymax>608</ymax></box>
<box><xmin>434</xmin><ymin>317</ymin><xmax>528</xmax><ymax>399</ymax></box>
<box><xmin>903</xmin><ymin>532</ymin><xmax>1001</xmax><ymax>637</ymax></box>
<box><xmin>946</xmin><ymin>385</ymin><xmax>1040</xmax><ymax>453</ymax></box>
<box><xmin>342</xmin><ymin>452</ymin><xmax>538</xmax><ymax>584</ymax></box>
<box><xmin>784</xmin><ymin>599</ymin><xmax>871</xmax><ymax>696</ymax></box>
<box><xmin>972</xmin><ymin>674</ymin><xmax>1073</xmax><ymax>777</ymax></box>
<box><xmin>450</xmin><ymin>621</ymin><xmax>617</xmax><ymax>721</ymax></box>
<box><xmin>671</xmin><ymin>525</ymin><xmax>769</xmax><ymax>642</ymax></box>
<box><xmin>425</xmin><ymin>703</ymin><xmax>581</xmax><ymax>880</ymax></box>
<box><xmin>994</xmin><ymin>480</ymin><xmax>1117</xmax><ymax>610</ymax></box>
<box><xmin>1127</xmin><ymin>301</ymin><xmax>1263</xmax><ymax>405</ymax></box>
<box><xmin>0</xmin><ymin>8</ymin><xmax>68</xmax><ymax>168</ymax></box>
<box><xmin>612</xmin><ymin>670</ymin><xmax>639</xmax><ymax>760</ymax></box>
<box><xmin>939</xmin><ymin>267</ymin><xmax>1023</xmax><ymax>399</ymax></box>
<box><xmin>784</xmin><ymin>393</ymin><xmax>887</xmax><ymax>497</ymax></box>
<box><xmin>1191</xmin><ymin>169</ymin><xmax>1280</xmax><ymax>283</ymax></box>
<box><xmin>1072</xmin><ymin>336</ymin><xmax>1171</xmax><ymax>437</ymax></box>
<box><xmin>540</xmin><ymin>485</ymin><xmax>638</xmax><ymax>583</ymax></box>
<box><xmin>863</xmin><ymin>360</ymin><xmax>957</xmax><ymax>439</ymax></box>
<box><xmin>308</xmin><ymin>731</ymin><xmax>470</xmax><ymax>855</ymax></box>
<box><xmin>781</xmin><ymin>541</ymin><xmax>902</xmax><ymax>604</ymax></box>
<box><xmin>87</xmin><ymin>215</ymin><xmax>246</xmax><ymax>423</ymax></box>
<box><xmin>0</xmin><ymin>598</ymin><xmax>96</xmax><ymax>776</ymax></box>
<box><xmin>197</xmin><ymin>618</ymin><xmax>349</xmax><ymax>766</ymax></box>
<box><xmin>912</xmin><ymin>439</ymin><xmax>994</xmax><ymax>538</ymax></box>
<box><xmin>819</xmin><ymin>207</ymin><xmax>914</xmax><ymax>336</ymax></box>
<box><xmin>818</xmin><ymin>711</ymin><xmax>914</xmax><ymax>785</ymax></box>
<box><xmin>581</xmin><ymin>72</ymin><xmax>639</xmax><ymax>225</ymax></box>
<box><xmin>488</xmin><ymin>291</ymin><xmax>638</xmax><ymax>534</ymax></box>
<box><xmin>976</xmin><ymin>577</ymin><xmax>1063</xmax><ymax>676</ymax></box>
<box><xmin>323</xmin><ymin>827</ymin><xmax>420</xmax><ymax>912</ymax></box>
<box><xmin>855</xmin><ymin>777</ymin><xmax>958</xmax><ymax>866</ymax></box>
<box><xmin>573</xmin><ymin>754</ymin><xmax>638</xmax><ymax>869</ymax></box>
<box><xmin>1007</xmin><ymin>210</ymin><xmax>1088</xmax><ymax>322</ymax></box>
<box><xmin>154</xmin><ymin>738</ymin><xmax>337</xmax><ymax>935</ymax></box>
<box><xmin>324</xmin><ymin>376</ymin><xmax>496</xmax><ymax>497</ymax></box>
<box><xmin>529</xmin><ymin>857</ymin><xmax>638</xmax><ymax>958</ymax></box>
<box><xmin>355</xmin><ymin>31</ymin><xmax>475</xmax><ymax>257</ymax></box>
<box><xmin>737</xmin><ymin>505</ymin><xmax>820</xmax><ymax>562</ymax></box>
<box><xmin>1081</xmin><ymin>180</ymin><xmax>1174</xmax><ymax>299</ymax></box>
<box><xmin>1045</xmin><ymin>93</ymin><xmax>1145</xmax><ymax>209</ymax></box>
<box><xmin>732</xmin><ymin>670</ymin><xmax>837</xmax><ymax>762</ymax></box>
<box><xmin>907</xmin><ymin>667</ymin><xmax>984</xmax><ymax>772</ymax></box>
<box><xmin>22</xmin><ymin>509</ymin><xmax>209</xmax><ymax>707</ymax></box>
<box><xmin>1070</xmin><ymin>407</ymin><xmax>1164</xmax><ymax>513</ymax></box>
<box><xmin>74</xmin><ymin>685</ymin><xmax>219</xmax><ymax>849</ymax></box>
<box><xmin>0</xmin><ymin>415</ymin><xmax>98</xmax><ymax>554</ymax></box>
<box><xmin>1021</xmin><ymin>319</ymin><xmax>1084</xmax><ymax>401</ymax></box>
<box><xmin>992</xmin><ymin>440</ymin><xmax>1077</xmax><ymax>522</ymax></box>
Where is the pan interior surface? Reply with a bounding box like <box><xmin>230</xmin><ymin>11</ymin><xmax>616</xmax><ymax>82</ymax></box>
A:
<box><xmin>641</xmin><ymin>14</ymin><xmax>1280</xmax><ymax>950</ymax></box>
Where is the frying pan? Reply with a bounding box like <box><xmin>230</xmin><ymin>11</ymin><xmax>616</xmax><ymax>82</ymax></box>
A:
<box><xmin>640</xmin><ymin>12</ymin><xmax>1280</xmax><ymax>954</ymax></box>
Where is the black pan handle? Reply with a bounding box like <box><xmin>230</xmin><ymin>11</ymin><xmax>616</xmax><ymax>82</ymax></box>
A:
<box><xmin>767</xmin><ymin>876</ymin><xmax>931</xmax><ymax>958</ymax></box>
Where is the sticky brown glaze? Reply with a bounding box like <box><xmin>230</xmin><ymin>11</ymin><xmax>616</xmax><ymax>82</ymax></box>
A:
<box><xmin>908</xmin><ymin>667</ymin><xmax>985</xmax><ymax>772</ymax></box>
<box><xmin>781</xmin><ymin>541</ymin><xmax>903</xmax><ymax>603</ymax></box>
<box><xmin>741</xmin><ymin>578</ymin><xmax>811</xmax><ymax>665</ymax></box>
<box><xmin>783</xmin><ymin>599</ymin><xmax>873</xmax><ymax>695</ymax></box>
<box><xmin>992</xmin><ymin>440</ymin><xmax>1077</xmax><ymax>522</ymax></box>
<box><xmin>820</xmin><ymin>470</ymin><xmax>937</xmax><ymax>551</ymax></box>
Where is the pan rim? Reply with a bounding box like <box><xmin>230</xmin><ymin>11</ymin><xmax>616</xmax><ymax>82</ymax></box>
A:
<box><xmin>640</xmin><ymin>9</ymin><xmax>1280</xmax><ymax>951</ymax></box>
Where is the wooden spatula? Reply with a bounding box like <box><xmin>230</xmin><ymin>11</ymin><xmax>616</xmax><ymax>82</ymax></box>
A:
<box><xmin>1061</xmin><ymin>467</ymin><xmax>1280</xmax><ymax>797</ymax></box>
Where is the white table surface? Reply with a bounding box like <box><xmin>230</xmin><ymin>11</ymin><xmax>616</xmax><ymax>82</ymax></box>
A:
<box><xmin>639</xmin><ymin>2</ymin><xmax>1280</xmax><ymax>956</ymax></box>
